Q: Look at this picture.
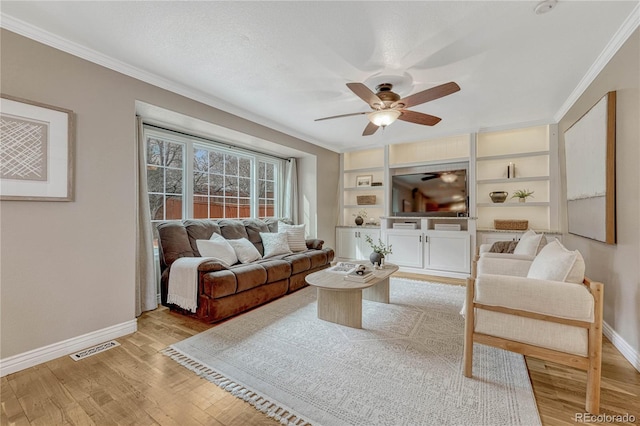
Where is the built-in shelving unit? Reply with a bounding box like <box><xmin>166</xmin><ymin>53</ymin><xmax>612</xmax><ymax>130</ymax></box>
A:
<box><xmin>341</xmin><ymin>148</ymin><xmax>386</xmax><ymax>226</ymax></box>
<box><xmin>476</xmin><ymin>125</ymin><xmax>559</xmax><ymax>232</ymax></box>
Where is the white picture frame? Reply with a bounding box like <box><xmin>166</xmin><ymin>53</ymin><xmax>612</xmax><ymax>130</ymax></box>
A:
<box><xmin>356</xmin><ymin>175</ymin><xmax>372</xmax><ymax>187</ymax></box>
<box><xmin>1</xmin><ymin>95</ymin><xmax>75</xmax><ymax>201</ymax></box>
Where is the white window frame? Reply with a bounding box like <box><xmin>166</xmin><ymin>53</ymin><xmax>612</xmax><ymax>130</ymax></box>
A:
<box><xmin>144</xmin><ymin>126</ymin><xmax>284</xmax><ymax>221</ymax></box>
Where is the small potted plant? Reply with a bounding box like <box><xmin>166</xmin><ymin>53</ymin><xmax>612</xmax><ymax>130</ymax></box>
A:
<box><xmin>352</xmin><ymin>209</ymin><xmax>368</xmax><ymax>226</ymax></box>
<box><xmin>365</xmin><ymin>235</ymin><xmax>392</xmax><ymax>268</ymax></box>
<box><xmin>512</xmin><ymin>189</ymin><xmax>534</xmax><ymax>203</ymax></box>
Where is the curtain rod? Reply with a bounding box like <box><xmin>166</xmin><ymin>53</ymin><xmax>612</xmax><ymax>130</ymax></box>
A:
<box><xmin>141</xmin><ymin>121</ymin><xmax>290</xmax><ymax>162</ymax></box>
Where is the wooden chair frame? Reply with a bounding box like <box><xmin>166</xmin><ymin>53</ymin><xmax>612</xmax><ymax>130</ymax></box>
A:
<box><xmin>463</xmin><ymin>259</ymin><xmax>604</xmax><ymax>414</ymax></box>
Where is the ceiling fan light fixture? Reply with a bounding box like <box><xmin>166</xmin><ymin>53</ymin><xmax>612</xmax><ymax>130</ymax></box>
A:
<box><xmin>440</xmin><ymin>172</ymin><xmax>458</xmax><ymax>183</ymax></box>
<box><xmin>368</xmin><ymin>109</ymin><xmax>401</xmax><ymax>127</ymax></box>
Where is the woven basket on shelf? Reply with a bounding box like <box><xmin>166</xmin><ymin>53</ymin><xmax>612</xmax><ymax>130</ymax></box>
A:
<box><xmin>494</xmin><ymin>219</ymin><xmax>528</xmax><ymax>230</ymax></box>
<box><xmin>357</xmin><ymin>195</ymin><xmax>376</xmax><ymax>205</ymax></box>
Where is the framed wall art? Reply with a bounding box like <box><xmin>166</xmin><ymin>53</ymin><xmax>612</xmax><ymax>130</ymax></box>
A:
<box><xmin>0</xmin><ymin>95</ymin><xmax>75</xmax><ymax>201</ymax></box>
<box><xmin>355</xmin><ymin>175</ymin><xmax>372</xmax><ymax>187</ymax></box>
<box><xmin>564</xmin><ymin>91</ymin><xmax>616</xmax><ymax>244</ymax></box>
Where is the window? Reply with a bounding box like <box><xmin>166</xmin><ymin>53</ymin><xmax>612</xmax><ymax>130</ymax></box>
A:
<box><xmin>145</xmin><ymin>127</ymin><xmax>283</xmax><ymax>225</ymax></box>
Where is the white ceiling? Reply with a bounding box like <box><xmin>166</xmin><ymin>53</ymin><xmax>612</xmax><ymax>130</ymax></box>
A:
<box><xmin>1</xmin><ymin>1</ymin><xmax>638</xmax><ymax>153</ymax></box>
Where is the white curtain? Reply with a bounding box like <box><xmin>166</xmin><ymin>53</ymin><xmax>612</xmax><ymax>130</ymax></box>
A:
<box><xmin>283</xmin><ymin>158</ymin><xmax>299</xmax><ymax>223</ymax></box>
<box><xmin>135</xmin><ymin>117</ymin><xmax>158</xmax><ymax>316</ymax></box>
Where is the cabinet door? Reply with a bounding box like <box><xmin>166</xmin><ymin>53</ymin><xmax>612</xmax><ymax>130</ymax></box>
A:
<box><xmin>385</xmin><ymin>230</ymin><xmax>423</xmax><ymax>268</ymax></box>
<box><xmin>356</xmin><ymin>229</ymin><xmax>380</xmax><ymax>260</ymax></box>
<box><xmin>336</xmin><ymin>228</ymin><xmax>358</xmax><ymax>259</ymax></box>
<box><xmin>424</xmin><ymin>232</ymin><xmax>471</xmax><ymax>273</ymax></box>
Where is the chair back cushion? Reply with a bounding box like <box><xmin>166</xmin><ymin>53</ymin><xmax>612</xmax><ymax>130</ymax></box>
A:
<box><xmin>527</xmin><ymin>239</ymin><xmax>585</xmax><ymax>283</ymax></box>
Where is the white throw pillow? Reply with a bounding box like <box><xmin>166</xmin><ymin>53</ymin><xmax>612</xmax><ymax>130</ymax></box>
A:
<box><xmin>260</xmin><ymin>232</ymin><xmax>293</xmax><ymax>258</ymax></box>
<box><xmin>278</xmin><ymin>221</ymin><xmax>307</xmax><ymax>252</ymax></box>
<box><xmin>527</xmin><ymin>239</ymin><xmax>585</xmax><ymax>283</ymax></box>
<box><xmin>228</xmin><ymin>238</ymin><xmax>262</xmax><ymax>263</ymax></box>
<box><xmin>513</xmin><ymin>229</ymin><xmax>547</xmax><ymax>256</ymax></box>
<box><xmin>195</xmin><ymin>233</ymin><xmax>238</xmax><ymax>267</ymax></box>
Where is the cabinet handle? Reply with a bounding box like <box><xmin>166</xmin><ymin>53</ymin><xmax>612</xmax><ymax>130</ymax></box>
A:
<box><xmin>425</xmin><ymin>236</ymin><xmax>429</xmax><ymax>243</ymax></box>
<box><xmin>419</xmin><ymin>235</ymin><xmax>422</xmax><ymax>242</ymax></box>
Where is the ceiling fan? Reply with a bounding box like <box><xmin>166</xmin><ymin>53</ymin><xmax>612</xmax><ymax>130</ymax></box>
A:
<box><xmin>315</xmin><ymin>81</ymin><xmax>460</xmax><ymax>136</ymax></box>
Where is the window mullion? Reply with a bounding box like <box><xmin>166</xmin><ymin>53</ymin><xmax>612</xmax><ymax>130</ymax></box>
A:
<box><xmin>184</xmin><ymin>143</ymin><xmax>193</xmax><ymax>219</ymax></box>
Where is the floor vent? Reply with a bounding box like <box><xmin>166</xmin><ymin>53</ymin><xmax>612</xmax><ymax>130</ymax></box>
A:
<box><xmin>70</xmin><ymin>340</ymin><xmax>120</xmax><ymax>361</ymax></box>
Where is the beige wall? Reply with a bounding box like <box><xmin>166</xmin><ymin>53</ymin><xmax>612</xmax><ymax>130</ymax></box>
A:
<box><xmin>558</xmin><ymin>29</ymin><xmax>639</xmax><ymax>356</ymax></box>
<box><xmin>0</xmin><ymin>30</ymin><xmax>339</xmax><ymax>359</ymax></box>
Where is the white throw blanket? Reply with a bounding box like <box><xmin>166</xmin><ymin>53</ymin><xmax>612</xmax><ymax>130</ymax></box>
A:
<box><xmin>167</xmin><ymin>257</ymin><xmax>214</xmax><ymax>313</ymax></box>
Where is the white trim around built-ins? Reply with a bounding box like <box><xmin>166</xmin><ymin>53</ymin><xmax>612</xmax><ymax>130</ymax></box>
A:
<box><xmin>0</xmin><ymin>319</ymin><xmax>137</xmax><ymax>377</ymax></box>
<box><xmin>603</xmin><ymin>321</ymin><xmax>640</xmax><ymax>373</ymax></box>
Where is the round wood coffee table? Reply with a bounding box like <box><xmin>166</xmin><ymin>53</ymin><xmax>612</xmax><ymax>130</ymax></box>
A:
<box><xmin>305</xmin><ymin>263</ymin><xmax>398</xmax><ymax>329</ymax></box>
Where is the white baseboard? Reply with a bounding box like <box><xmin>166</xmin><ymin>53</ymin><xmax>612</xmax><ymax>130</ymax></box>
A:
<box><xmin>397</xmin><ymin>266</ymin><xmax>470</xmax><ymax>280</ymax></box>
<box><xmin>603</xmin><ymin>321</ymin><xmax>640</xmax><ymax>373</ymax></box>
<box><xmin>0</xmin><ymin>319</ymin><xmax>137</xmax><ymax>377</ymax></box>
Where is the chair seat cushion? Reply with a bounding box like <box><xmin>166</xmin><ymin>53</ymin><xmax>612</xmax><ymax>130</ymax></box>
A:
<box><xmin>475</xmin><ymin>273</ymin><xmax>594</xmax><ymax>322</ymax></box>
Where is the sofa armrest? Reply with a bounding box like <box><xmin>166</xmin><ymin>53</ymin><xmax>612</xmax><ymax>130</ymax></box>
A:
<box><xmin>475</xmin><ymin>274</ymin><xmax>594</xmax><ymax>322</ymax></box>
<box><xmin>306</xmin><ymin>239</ymin><xmax>324</xmax><ymax>250</ymax></box>
<box><xmin>476</xmin><ymin>256</ymin><xmax>531</xmax><ymax>277</ymax></box>
<box><xmin>197</xmin><ymin>260</ymin><xmax>229</xmax><ymax>273</ymax></box>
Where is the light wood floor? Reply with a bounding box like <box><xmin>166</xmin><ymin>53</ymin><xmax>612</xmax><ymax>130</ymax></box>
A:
<box><xmin>2</xmin><ymin>276</ymin><xmax>639</xmax><ymax>426</ymax></box>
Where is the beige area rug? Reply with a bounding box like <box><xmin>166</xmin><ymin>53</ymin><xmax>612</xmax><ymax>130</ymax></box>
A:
<box><xmin>163</xmin><ymin>279</ymin><xmax>541</xmax><ymax>426</ymax></box>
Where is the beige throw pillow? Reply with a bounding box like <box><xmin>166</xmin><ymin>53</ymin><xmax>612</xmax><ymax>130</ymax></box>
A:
<box><xmin>278</xmin><ymin>221</ymin><xmax>307</xmax><ymax>252</ymax></box>
<box><xmin>195</xmin><ymin>233</ymin><xmax>238</xmax><ymax>267</ymax></box>
<box><xmin>513</xmin><ymin>229</ymin><xmax>547</xmax><ymax>256</ymax></box>
<box><xmin>527</xmin><ymin>239</ymin><xmax>585</xmax><ymax>283</ymax></box>
<box><xmin>260</xmin><ymin>232</ymin><xmax>293</xmax><ymax>258</ymax></box>
<box><xmin>228</xmin><ymin>238</ymin><xmax>262</xmax><ymax>263</ymax></box>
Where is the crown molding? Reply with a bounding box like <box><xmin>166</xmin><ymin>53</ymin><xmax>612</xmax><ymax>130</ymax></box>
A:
<box><xmin>0</xmin><ymin>13</ymin><xmax>338</xmax><ymax>153</ymax></box>
<box><xmin>554</xmin><ymin>3</ymin><xmax>640</xmax><ymax>122</ymax></box>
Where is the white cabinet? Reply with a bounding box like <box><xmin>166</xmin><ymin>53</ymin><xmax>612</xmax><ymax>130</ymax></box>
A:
<box><xmin>385</xmin><ymin>230</ymin><xmax>423</xmax><ymax>268</ymax></box>
<box><xmin>336</xmin><ymin>227</ymin><xmax>380</xmax><ymax>260</ymax></box>
<box><xmin>384</xmin><ymin>228</ymin><xmax>471</xmax><ymax>274</ymax></box>
<box><xmin>424</xmin><ymin>231</ymin><xmax>471</xmax><ymax>273</ymax></box>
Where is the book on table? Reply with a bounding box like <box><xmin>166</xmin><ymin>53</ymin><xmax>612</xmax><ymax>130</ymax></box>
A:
<box><xmin>327</xmin><ymin>262</ymin><xmax>359</xmax><ymax>274</ymax></box>
<box><xmin>344</xmin><ymin>269</ymin><xmax>375</xmax><ymax>283</ymax></box>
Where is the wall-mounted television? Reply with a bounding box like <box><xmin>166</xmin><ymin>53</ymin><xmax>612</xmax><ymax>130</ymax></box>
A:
<box><xmin>391</xmin><ymin>166</ymin><xmax>468</xmax><ymax>217</ymax></box>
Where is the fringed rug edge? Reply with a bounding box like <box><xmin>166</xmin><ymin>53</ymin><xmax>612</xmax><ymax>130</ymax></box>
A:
<box><xmin>161</xmin><ymin>346</ymin><xmax>314</xmax><ymax>426</ymax></box>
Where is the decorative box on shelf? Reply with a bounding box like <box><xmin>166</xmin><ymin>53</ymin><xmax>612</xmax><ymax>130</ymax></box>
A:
<box><xmin>357</xmin><ymin>195</ymin><xmax>376</xmax><ymax>205</ymax></box>
<box><xmin>494</xmin><ymin>219</ymin><xmax>528</xmax><ymax>230</ymax></box>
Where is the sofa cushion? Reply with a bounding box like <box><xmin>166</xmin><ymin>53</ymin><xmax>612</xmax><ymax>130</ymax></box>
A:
<box><xmin>513</xmin><ymin>230</ymin><xmax>547</xmax><ymax>256</ymax></box>
<box><xmin>278</xmin><ymin>222</ymin><xmax>307</xmax><ymax>252</ymax></box>
<box><xmin>228</xmin><ymin>238</ymin><xmax>262</xmax><ymax>264</ymax></box>
<box><xmin>183</xmin><ymin>219</ymin><xmax>222</xmax><ymax>254</ymax></box>
<box><xmin>243</xmin><ymin>219</ymin><xmax>270</xmax><ymax>255</ymax></box>
<box><xmin>195</xmin><ymin>233</ymin><xmax>237</xmax><ymax>267</ymax></box>
<box><xmin>202</xmin><ymin>270</ymin><xmax>238</xmax><ymax>298</ymax></box>
<box><xmin>157</xmin><ymin>222</ymin><xmax>195</xmax><ymax>267</ymax></box>
<box><xmin>254</xmin><ymin>259</ymin><xmax>292</xmax><ymax>283</ymax></box>
<box><xmin>218</xmin><ymin>219</ymin><xmax>250</xmax><ymax>240</ymax></box>
<box><xmin>527</xmin><ymin>239</ymin><xmax>585</xmax><ymax>284</ymax></box>
<box><xmin>280</xmin><ymin>253</ymin><xmax>312</xmax><ymax>274</ymax></box>
<box><xmin>261</xmin><ymin>232</ymin><xmax>293</xmax><ymax>258</ymax></box>
<box><xmin>231</xmin><ymin>263</ymin><xmax>268</xmax><ymax>293</ymax></box>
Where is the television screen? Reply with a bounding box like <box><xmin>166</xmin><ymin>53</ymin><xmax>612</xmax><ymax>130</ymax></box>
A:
<box><xmin>391</xmin><ymin>169</ymin><xmax>467</xmax><ymax>216</ymax></box>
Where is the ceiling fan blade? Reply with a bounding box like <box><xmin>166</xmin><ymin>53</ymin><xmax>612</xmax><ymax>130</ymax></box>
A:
<box><xmin>398</xmin><ymin>110</ymin><xmax>442</xmax><ymax>126</ymax></box>
<box><xmin>362</xmin><ymin>122</ymin><xmax>379</xmax><ymax>136</ymax></box>
<box><xmin>347</xmin><ymin>82</ymin><xmax>383</xmax><ymax>107</ymax></box>
<box><xmin>393</xmin><ymin>82</ymin><xmax>460</xmax><ymax>109</ymax></box>
<box><xmin>314</xmin><ymin>111</ymin><xmax>367</xmax><ymax>122</ymax></box>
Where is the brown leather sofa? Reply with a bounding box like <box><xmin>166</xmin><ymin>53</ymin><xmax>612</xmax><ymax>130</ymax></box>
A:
<box><xmin>156</xmin><ymin>218</ymin><xmax>334</xmax><ymax>323</ymax></box>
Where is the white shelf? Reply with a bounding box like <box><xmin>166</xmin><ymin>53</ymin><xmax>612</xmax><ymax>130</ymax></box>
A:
<box><xmin>344</xmin><ymin>204</ymin><xmax>384</xmax><ymax>209</ymax></box>
<box><xmin>477</xmin><ymin>176</ymin><xmax>549</xmax><ymax>184</ymax></box>
<box><xmin>344</xmin><ymin>186</ymin><xmax>385</xmax><ymax>191</ymax></box>
<box><xmin>343</xmin><ymin>166</ymin><xmax>384</xmax><ymax>173</ymax></box>
<box><xmin>476</xmin><ymin>150</ymin><xmax>549</xmax><ymax>161</ymax></box>
<box><xmin>477</xmin><ymin>202</ymin><xmax>549</xmax><ymax>207</ymax></box>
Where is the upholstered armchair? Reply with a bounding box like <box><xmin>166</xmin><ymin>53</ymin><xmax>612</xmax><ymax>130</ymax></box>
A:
<box><xmin>463</xmin><ymin>239</ymin><xmax>604</xmax><ymax>414</ymax></box>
